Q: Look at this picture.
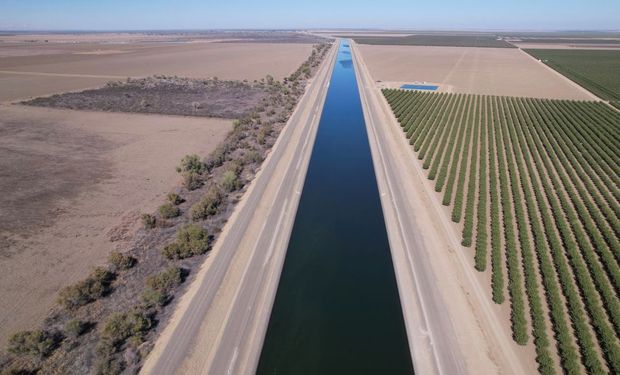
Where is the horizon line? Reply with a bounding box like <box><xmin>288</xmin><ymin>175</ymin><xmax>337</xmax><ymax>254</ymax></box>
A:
<box><xmin>1</xmin><ymin>27</ymin><xmax>620</xmax><ymax>34</ymax></box>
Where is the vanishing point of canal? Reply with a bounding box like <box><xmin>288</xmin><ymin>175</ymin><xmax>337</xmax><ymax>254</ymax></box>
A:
<box><xmin>257</xmin><ymin>41</ymin><xmax>414</xmax><ymax>374</ymax></box>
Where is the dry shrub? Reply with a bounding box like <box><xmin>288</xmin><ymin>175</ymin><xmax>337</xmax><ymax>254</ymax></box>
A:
<box><xmin>108</xmin><ymin>251</ymin><xmax>136</xmax><ymax>271</ymax></box>
<box><xmin>161</xmin><ymin>224</ymin><xmax>209</xmax><ymax>260</ymax></box>
<box><xmin>57</xmin><ymin>267</ymin><xmax>115</xmax><ymax>310</ymax></box>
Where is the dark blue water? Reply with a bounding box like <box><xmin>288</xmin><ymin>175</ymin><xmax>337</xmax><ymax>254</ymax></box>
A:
<box><xmin>256</xmin><ymin>41</ymin><xmax>414</xmax><ymax>375</ymax></box>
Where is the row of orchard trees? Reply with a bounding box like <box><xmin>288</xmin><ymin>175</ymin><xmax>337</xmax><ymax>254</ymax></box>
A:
<box><xmin>383</xmin><ymin>89</ymin><xmax>620</xmax><ymax>375</ymax></box>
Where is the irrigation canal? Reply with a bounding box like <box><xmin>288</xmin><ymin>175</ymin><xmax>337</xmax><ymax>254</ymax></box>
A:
<box><xmin>256</xmin><ymin>41</ymin><xmax>414</xmax><ymax>374</ymax></box>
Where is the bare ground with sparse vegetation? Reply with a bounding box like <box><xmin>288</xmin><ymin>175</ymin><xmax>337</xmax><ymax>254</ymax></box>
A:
<box><xmin>0</xmin><ymin>41</ymin><xmax>333</xmax><ymax>375</ymax></box>
<box><xmin>22</xmin><ymin>77</ymin><xmax>269</xmax><ymax>119</ymax></box>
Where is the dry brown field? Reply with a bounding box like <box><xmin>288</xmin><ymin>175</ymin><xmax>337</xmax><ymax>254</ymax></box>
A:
<box><xmin>0</xmin><ymin>33</ymin><xmax>181</xmax><ymax>44</ymax></box>
<box><xmin>0</xmin><ymin>41</ymin><xmax>312</xmax><ymax>102</ymax></box>
<box><xmin>0</xmin><ymin>34</ymin><xmax>318</xmax><ymax>354</ymax></box>
<box><xmin>0</xmin><ymin>104</ymin><xmax>231</xmax><ymax>345</ymax></box>
<box><xmin>358</xmin><ymin>44</ymin><xmax>595</xmax><ymax>100</ymax></box>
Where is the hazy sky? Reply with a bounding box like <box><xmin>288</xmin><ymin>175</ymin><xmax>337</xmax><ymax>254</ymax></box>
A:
<box><xmin>1</xmin><ymin>0</ymin><xmax>619</xmax><ymax>31</ymax></box>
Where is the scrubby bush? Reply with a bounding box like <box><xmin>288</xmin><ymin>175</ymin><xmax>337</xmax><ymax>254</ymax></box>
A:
<box><xmin>65</xmin><ymin>319</ymin><xmax>88</xmax><ymax>338</ymax></box>
<box><xmin>7</xmin><ymin>330</ymin><xmax>58</xmax><ymax>358</ymax></box>
<box><xmin>141</xmin><ymin>266</ymin><xmax>185</xmax><ymax>308</ymax></box>
<box><xmin>162</xmin><ymin>225</ymin><xmax>209</xmax><ymax>260</ymax></box>
<box><xmin>182</xmin><ymin>171</ymin><xmax>202</xmax><ymax>190</ymax></box>
<box><xmin>0</xmin><ymin>365</ymin><xmax>37</xmax><ymax>375</ymax></box>
<box><xmin>190</xmin><ymin>187</ymin><xmax>223</xmax><ymax>221</ymax></box>
<box><xmin>176</xmin><ymin>154</ymin><xmax>205</xmax><ymax>175</ymax></box>
<box><xmin>95</xmin><ymin>339</ymin><xmax>116</xmax><ymax>357</ymax></box>
<box><xmin>177</xmin><ymin>225</ymin><xmax>209</xmax><ymax>253</ymax></box>
<box><xmin>146</xmin><ymin>266</ymin><xmax>183</xmax><ymax>293</ymax></box>
<box><xmin>161</xmin><ymin>243</ymin><xmax>184</xmax><ymax>260</ymax></box>
<box><xmin>126</xmin><ymin>335</ymin><xmax>144</xmax><ymax>350</ymax></box>
<box><xmin>221</xmin><ymin>170</ymin><xmax>241</xmax><ymax>192</ymax></box>
<box><xmin>258</xmin><ymin>124</ymin><xmax>272</xmax><ymax>146</ymax></box>
<box><xmin>158</xmin><ymin>203</ymin><xmax>180</xmax><ymax>219</ymax></box>
<box><xmin>57</xmin><ymin>267</ymin><xmax>115</xmax><ymax>310</ymax></box>
<box><xmin>257</xmin><ymin>131</ymin><xmax>266</xmax><ymax>145</ymax></box>
<box><xmin>243</xmin><ymin>150</ymin><xmax>263</xmax><ymax>165</ymax></box>
<box><xmin>141</xmin><ymin>213</ymin><xmax>156</xmax><ymax>229</ymax></box>
<box><xmin>140</xmin><ymin>288</ymin><xmax>169</xmax><ymax>308</ymax></box>
<box><xmin>167</xmin><ymin>193</ymin><xmax>183</xmax><ymax>205</ymax></box>
<box><xmin>177</xmin><ymin>154</ymin><xmax>206</xmax><ymax>190</ymax></box>
<box><xmin>94</xmin><ymin>356</ymin><xmax>124</xmax><ymax>375</ymax></box>
<box><xmin>206</xmin><ymin>144</ymin><xmax>228</xmax><ymax>171</ymax></box>
<box><xmin>108</xmin><ymin>251</ymin><xmax>136</xmax><ymax>271</ymax></box>
<box><xmin>101</xmin><ymin>311</ymin><xmax>151</xmax><ymax>346</ymax></box>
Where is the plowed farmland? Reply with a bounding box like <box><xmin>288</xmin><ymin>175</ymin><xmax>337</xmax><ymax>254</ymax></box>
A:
<box><xmin>384</xmin><ymin>89</ymin><xmax>620</xmax><ymax>374</ymax></box>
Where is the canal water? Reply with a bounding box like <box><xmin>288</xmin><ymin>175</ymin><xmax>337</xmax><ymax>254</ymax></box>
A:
<box><xmin>256</xmin><ymin>41</ymin><xmax>414</xmax><ymax>374</ymax></box>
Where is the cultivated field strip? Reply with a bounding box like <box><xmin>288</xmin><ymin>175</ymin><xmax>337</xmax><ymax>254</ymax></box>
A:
<box><xmin>383</xmin><ymin>89</ymin><xmax>620</xmax><ymax>375</ymax></box>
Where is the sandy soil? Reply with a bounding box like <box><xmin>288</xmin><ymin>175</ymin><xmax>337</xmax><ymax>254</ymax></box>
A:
<box><xmin>358</xmin><ymin>44</ymin><xmax>595</xmax><ymax>100</ymax></box>
<box><xmin>0</xmin><ymin>42</ymin><xmax>312</xmax><ymax>102</ymax></box>
<box><xmin>0</xmin><ymin>104</ymin><xmax>231</xmax><ymax>345</ymax></box>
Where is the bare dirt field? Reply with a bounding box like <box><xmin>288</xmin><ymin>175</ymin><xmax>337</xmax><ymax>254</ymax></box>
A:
<box><xmin>0</xmin><ymin>104</ymin><xmax>231</xmax><ymax>346</ymax></box>
<box><xmin>0</xmin><ymin>73</ymin><xmax>113</xmax><ymax>102</ymax></box>
<box><xmin>358</xmin><ymin>44</ymin><xmax>595</xmax><ymax>99</ymax></box>
<box><xmin>0</xmin><ymin>31</ymin><xmax>325</xmax><ymax>45</ymax></box>
<box><xmin>0</xmin><ymin>33</ymin><xmax>178</xmax><ymax>44</ymax></box>
<box><xmin>0</xmin><ymin>41</ymin><xmax>312</xmax><ymax>102</ymax></box>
